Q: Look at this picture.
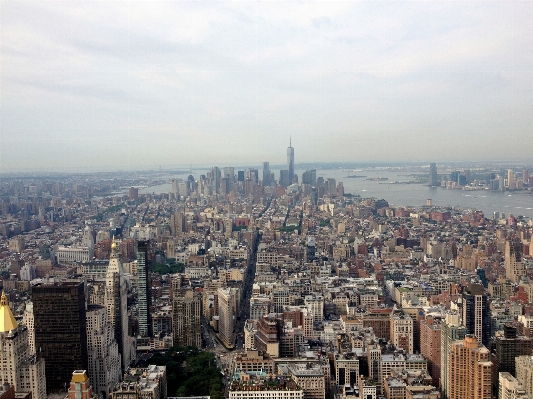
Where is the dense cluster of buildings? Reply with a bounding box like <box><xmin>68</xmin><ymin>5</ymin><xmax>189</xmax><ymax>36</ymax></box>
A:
<box><xmin>428</xmin><ymin>163</ymin><xmax>533</xmax><ymax>192</ymax></box>
<box><xmin>1</xmin><ymin>150</ymin><xmax>533</xmax><ymax>399</ymax></box>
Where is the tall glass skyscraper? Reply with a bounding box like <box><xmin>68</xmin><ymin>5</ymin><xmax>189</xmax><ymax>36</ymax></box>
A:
<box><xmin>287</xmin><ymin>138</ymin><xmax>294</xmax><ymax>184</ymax></box>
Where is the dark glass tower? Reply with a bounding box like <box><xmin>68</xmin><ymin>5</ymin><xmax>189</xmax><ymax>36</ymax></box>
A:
<box><xmin>32</xmin><ymin>281</ymin><xmax>88</xmax><ymax>392</ymax></box>
<box><xmin>462</xmin><ymin>283</ymin><xmax>491</xmax><ymax>347</ymax></box>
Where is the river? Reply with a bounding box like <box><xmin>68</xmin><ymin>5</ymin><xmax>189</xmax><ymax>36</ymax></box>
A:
<box><xmin>139</xmin><ymin>168</ymin><xmax>533</xmax><ymax>219</ymax></box>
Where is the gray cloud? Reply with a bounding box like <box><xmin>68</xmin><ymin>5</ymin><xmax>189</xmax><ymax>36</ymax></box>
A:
<box><xmin>1</xmin><ymin>1</ymin><xmax>532</xmax><ymax>171</ymax></box>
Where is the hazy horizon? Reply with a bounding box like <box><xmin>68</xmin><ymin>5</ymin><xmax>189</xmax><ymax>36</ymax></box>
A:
<box><xmin>2</xmin><ymin>1</ymin><xmax>532</xmax><ymax>171</ymax></box>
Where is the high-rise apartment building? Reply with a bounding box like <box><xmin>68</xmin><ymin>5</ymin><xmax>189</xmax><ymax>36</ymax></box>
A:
<box><xmin>429</xmin><ymin>163</ymin><xmax>438</xmax><ymax>186</ymax></box>
<box><xmin>105</xmin><ymin>241</ymin><xmax>132</xmax><ymax>371</ymax></box>
<box><xmin>448</xmin><ymin>335</ymin><xmax>492</xmax><ymax>399</ymax></box>
<box><xmin>86</xmin><ymin>305</ymin><xmax>121</xmax><ymax>399</ymax></box>
<box><xmin>33</xmin><ymin>281</ymin><xmax>88</xmax><ymax>392</ymax></box>
<box><xmin>172</xmin><ymin>289</ymin><xmax>202</xmax><ymax>348</ymax></box>
<box><xmin>287</xmin><ymin>139</ymin><xmax>294</xmax><ymax>184</ymax></box>
<box><xmin>136</xmin><ymin>240</ymin><xmax>152</xmax><ymax>338</ymax></box>
<box><xmin>0</xmin><ymin>291</ymin><xmax>47</xmax><ymax>399</ymax></box>
<box><xmin>441</xmin><ymin>312</ymin><xmax>467</xmax><ymax>399</ymax></box>
<box><xmin>462</xmin><ymin>283</ymin><xmax>491</xmax><ymax>347</ymax></box>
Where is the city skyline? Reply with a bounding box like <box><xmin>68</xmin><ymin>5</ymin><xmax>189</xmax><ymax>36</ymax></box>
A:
<box><xmin>1</xmin><ymin>2</ymin><xmax>533</xmax><ymax>171</ymax></box>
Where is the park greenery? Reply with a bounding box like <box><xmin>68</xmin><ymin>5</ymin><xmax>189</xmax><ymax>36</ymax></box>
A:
<box><xmin>152</xmin><ymin>262</ymin><xmax>185</xmax><ymax>275</ymax></box>
<box><xmin>148</xmin><ymin>346</ymin><xmax>224</xmax><ymax>399</ymax></box>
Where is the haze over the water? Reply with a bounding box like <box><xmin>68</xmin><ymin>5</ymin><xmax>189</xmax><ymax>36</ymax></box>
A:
<box><xmin>1</xmin><ymin>1</ymin><xmax>532</xmax><ymax>172</ymax></box>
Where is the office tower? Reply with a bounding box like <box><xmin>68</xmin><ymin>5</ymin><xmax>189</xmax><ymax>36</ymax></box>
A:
<box><xmin>327</xmin><ymin>178</ymin><xmax>336</xmax><ymax>195</ymax></box>
<box><xmin>493</xmin><ymin>324</ymin><xmax>532</xmax><ymax>387</ymax></box>
<box><xmin>462</xmin><ymin>283</ymin><xmax>491</xmax><ymax>347</ymax></box>
<box><xmin>255</xmin><ymin>314</ymin><xmax>282</xmax><ymax>357</ymax></box>
<box><xmin>302</xmin><ymin>169</ymin><xmax>317</xmax><ymax>186</ymax></box>
<box><xmin>33</xmin><ymin>281</ymin><xmax>88</xmax><ymax>393</ymax></box>
<box><xmin>82</xmin><ymin>225</ymin><xmax>94</xmax><ymax>252</ymax></box>
<box><xmin>218</xmin><ymin>287</ymin><xmax>238</xmax><ymax>348</ymax></box>
<box><xmin>0</xmin><ymin>291</ymin><xmax>47</xmax><ymax>399</ymax></box>
<box><xmin>171</xmin><ymin>212</ymin><xmax>185</xmax><ymax>237</ymax></box>
<box><xmin>505</xmin><ymin>239</ymin><xmax>525</xmax><ymax>283</ymax></box>
<box><xmin>523</xmin><ymin>170</ymin><xmax>529</xmax><ymax>186</ymax></box>
<box><xmin>448</xmin><ymin>335</ymin><xmax>492</xmax><ymax>399</ymax></box>
<box><xmin>287</xmin><ymin>138</ymin><xmax>294</xmax><ymax>184</ymax></box>
<box><xmin>429</xmin><ymin>163</ymin><xmax>438</xmax><ymax>186</ymax></box>
<box><xmin>247</xmin><ymin>168</ymin><xmax>259</xmax><ymax>183</ymax></box>
<box><xmin>67</xmin><ymin>371</ymin><xmax>94</xmax><ymax>399</ymax></box>
<box><xmin>172</xmin><ymin>289</ymin><xmax>202</xmax><ymax>348</ymax></box>
<box><xmin>86</xmin><ymin>305</ymin><xmax>121</xmax><ymax>398</ymax></box>
<box><xmin>223</xmin><ymin>166</ymin><xmax>235</xmax><ymax>180</ymax></box>
<box><xmin>171</xmin><ymin>179</ymin><xmax>179</xmax><ymax>196</ymax></box>
<box><xmin>420</xmin><ymin>315</ymin><xmax>441</xmax><ymax>386</ymax></box>
<box><xmin>220</xmin><ymin>177</ymin><xmax>230</xmax><ymax>194</ymax></box>
<box><xmin>128</xmin><ymin>187</ymin><xmax>139</xmax><ymax>202</ymax></box>
<box><xmin>105</xmin><ymin>241</ymin><xmax>132</xmax><ymax>371</ymax></box>
<box><xmin>136</xmin><ymin>240</ymin><xmax>152</xmax><ymax>338</ymax></box>
<box><xmin>441</xmin><ymin>312</ymin><xmax>467</xmax><ymax>399</ymax></box>
<box><xmin>263</xmin><ymin>162</ymin><xmax>271</xmax><ymax>186</ymax></box>
<box><xmin>210</xmin><ymin>166</ymin><xmax>221</xmax><ymax>191</ymax></box>
<box><xmin>237</xmin><ymin>170</ymin><xmax>245</xmax><ymax>182</ymax></box>
<box><xmin>464</xmin><ymin>169</ymin><xmax>471</xmax><ymax>185</ymax></box>
<box><xmin>498</xmin><ymin>373</ymin><xmax>529</xmax><ymax>399</ymax></box>
<box><xmin>279</xmin><ymin>170</ymin><xmax>290</xmax><ymax>188</ymax></box>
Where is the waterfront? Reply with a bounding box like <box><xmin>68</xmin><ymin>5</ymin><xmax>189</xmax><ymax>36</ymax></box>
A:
<box><xmin>138</xmin><ymin>167</ymin><xmax>533</xmax><ymax>220</ymax></box>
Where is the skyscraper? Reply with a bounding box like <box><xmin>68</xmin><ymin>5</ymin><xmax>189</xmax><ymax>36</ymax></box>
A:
<box><xmin>505</xmin><ymin>239</ymin><xmax>525</xmax><ymax>283</ymax></box>
<box><xmin>136</xmin><ymin>240</ymin><xmax>152</xmax><ymax>338</ymax></box>
<box><xmin>429</xmin><ymin>163</ymin><xmax>439</xmax><ymax>186</ymax></box>
<box><xmin>0</xmin><ymin>291</ymin><xmax>47</xmax><ymax>399</ymax></box>
<box><xmin>218</xmin><ymin>287</ymin><xmax>238</xmax><ymax>348</ymax></box>
<box><xmin>33</xmin><ymin>281</ymin><xmax>88</xmax><ymax>393</ymax></box>
<box><xmin>287</xmin><ymin>138</ymin><xmax>294</xmax><ymax>184</ymax></box>
<box><xmin>462</xmin><ymin>283</ymin><xmax>491</xmax><ymax>347</ymax></box>
<box><xmin>493</xmin><ymin>324</ymin><xmax>532</xmax><ymax>387</ymax></box>
<box><xmin>105</xmin><ymin>241</ymin><xmax>132</xmax><ymax>371</ymax></box>
<box><xmin>172</xmin><ymin>289</ymin><xmax>202</xmax><ymax>348</ymax></box>
<box><xmin>262</xmin><ymin>162</ymin><xmax>271</xmax><ymax>186</ymax></box>
<box><xmin>86</xmin><ymin>305</ymin><xmax>121</xmax><ymax>398</ymax></box>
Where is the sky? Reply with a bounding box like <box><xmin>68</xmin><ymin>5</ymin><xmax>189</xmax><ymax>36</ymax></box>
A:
<box><xmin>1</xmin><ymin>1</ymin><xmax>532</xmax><ymax>172</ymax></box>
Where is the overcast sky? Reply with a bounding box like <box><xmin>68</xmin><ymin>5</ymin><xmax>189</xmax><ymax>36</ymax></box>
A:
<box><xmin>1</xmin><ymin>1</ymin><xmax>532</xmax><ymax>172</ymax></box>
